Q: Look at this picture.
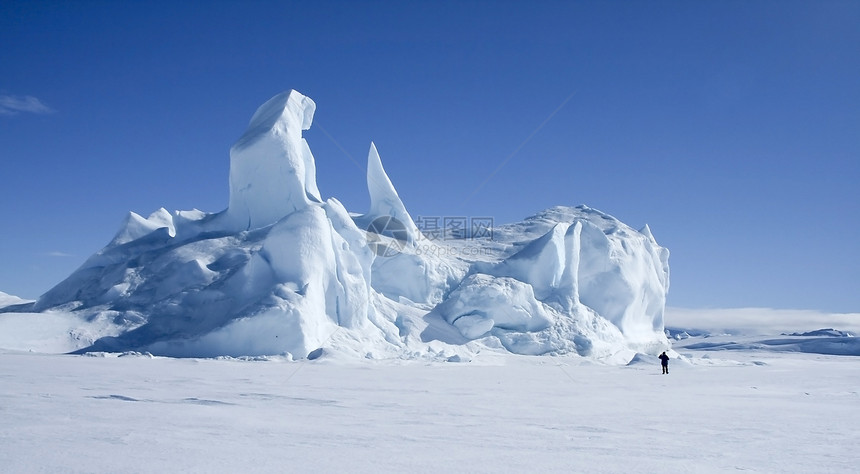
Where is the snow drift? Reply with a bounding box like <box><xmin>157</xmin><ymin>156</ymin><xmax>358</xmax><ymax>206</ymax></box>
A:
<box><xmin>0</xmin><ymin>90</ymin><xmax>671</xmax><ymax>360</ymax></box>
<box><xmin>0</xmin><ymin>291</ymin><xmax>29</xmax><ymax>308</ymax></box>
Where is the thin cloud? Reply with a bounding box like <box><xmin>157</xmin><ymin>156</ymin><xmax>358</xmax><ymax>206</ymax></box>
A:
<box><xmin>0</xmin><ymin>95</ymin><xmax>55</xmax><ymax>116</ymax></box>
<box><xmin>44</xmin><ymin>251</ymin><xmax>75</xmax><ymax>258</ymax></box>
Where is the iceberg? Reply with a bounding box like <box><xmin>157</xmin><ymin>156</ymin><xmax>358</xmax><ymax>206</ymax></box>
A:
<box><xmin>0</xmin><ymin>90</ymin><xmax>670</xmax><ymax>361</ymax></box>
<box><xmin>226</xmin><ymin>90</ymin><xmax>322</xmax><ymax>230</ymax></box>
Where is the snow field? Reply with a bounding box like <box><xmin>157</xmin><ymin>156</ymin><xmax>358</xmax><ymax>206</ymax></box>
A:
<box><xmin>1</xmin><ymin>350</ymin><xmax>857</xmax><ymax>473</ymax></box>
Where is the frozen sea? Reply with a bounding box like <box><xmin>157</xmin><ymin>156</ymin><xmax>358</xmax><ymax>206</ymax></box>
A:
<box><xmin>2</xmin><ymin>343</ymin><xmax>858</xmax><ymax>473</ymax></box>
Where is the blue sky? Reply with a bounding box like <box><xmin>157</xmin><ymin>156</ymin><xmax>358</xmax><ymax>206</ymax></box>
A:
<box><xmin>1</xmin><ymin>0</ymin><xmax>858</xmax><ymax>312</ymax></box>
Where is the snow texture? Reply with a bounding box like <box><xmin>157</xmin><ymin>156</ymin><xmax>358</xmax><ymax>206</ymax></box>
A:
<box><xmin>2</xmin><ymin>349</ymin><xmax>860</xmax><ymax>473</ymax></box>
<box><xmin>0</xmin><ymin>90</ymin><xmax>672</xmax><ymax>361</ymax></box>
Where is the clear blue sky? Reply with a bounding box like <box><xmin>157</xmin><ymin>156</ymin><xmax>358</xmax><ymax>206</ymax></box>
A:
<box><xmin>1</xmin><ymin>0</ymin><xmax>858</xmax><ymax>312</ymax></box>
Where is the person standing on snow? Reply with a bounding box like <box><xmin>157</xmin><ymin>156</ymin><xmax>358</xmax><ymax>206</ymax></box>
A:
<box><xmin>659</xmin><ymin>351</ymin><xmax>670</xmax><ymax>374</ymax></box>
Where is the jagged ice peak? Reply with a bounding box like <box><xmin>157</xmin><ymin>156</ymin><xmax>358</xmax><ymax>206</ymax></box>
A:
<box><xmin>0</xmin><ymin>90</ymin><xmax>670</xmax><ymax>362</ymax></box>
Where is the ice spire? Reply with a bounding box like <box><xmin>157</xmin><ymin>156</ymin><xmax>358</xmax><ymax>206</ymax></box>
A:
<box><xmin>226</xmin><ymin>90</ymin><xmax>322</xmax><ymax>230</ymax></box>
<box><xmin>364</xmin><ymin>142</ymin><xmax>419</xmax><ymax>239</ymax></box>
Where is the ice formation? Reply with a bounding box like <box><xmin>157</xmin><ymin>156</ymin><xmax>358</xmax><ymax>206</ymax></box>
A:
<box><xmin>0</xmin><ymin>90</ymin><xmax>671</xmax><ymax>361</ymax></box>
<box><xmin>363</xmin><ymin>142</ymin><xmax>420</xmax><ymax>240</ymax></box>
<box><xmin>0</xmin><ymin>291</ymin><xmax>29</xmax><ymax>308</ymax></box>
<box><xmin>226</xmin><ymin>90</ymin><xmax>322</xmax><ymax>230</ymax></box>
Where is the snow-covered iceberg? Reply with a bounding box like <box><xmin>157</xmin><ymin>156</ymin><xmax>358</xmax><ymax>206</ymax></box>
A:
<box><xmin>0</xmin><ymin>90</ymin><xmax>670</xmax><ymax>361</ymax></box>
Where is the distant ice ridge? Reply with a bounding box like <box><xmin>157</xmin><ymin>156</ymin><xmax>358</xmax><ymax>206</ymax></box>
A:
<box><xmin>0</xmin><ymin>291</ymin><xmax>30</xmax><ymax>308</ymax></box>
<box><xmin>0</xmin><ymin>90</ymin><xmax>671</xmax><ymax>361</ymax></box>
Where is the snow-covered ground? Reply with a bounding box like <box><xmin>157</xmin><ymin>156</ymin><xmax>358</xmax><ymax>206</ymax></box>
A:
<box><xmin>1</xmin><ymin>345</ymin><xmax>858</xmax><ymax>473</ymax></box>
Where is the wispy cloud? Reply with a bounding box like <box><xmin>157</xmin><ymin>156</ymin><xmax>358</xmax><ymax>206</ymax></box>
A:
<box><xmin>666</xmin><ymin>307</ymin><xmax>860</xmax><ymax>334</ymax></box>
<box><xmin>0</xmin><ymin>95</ymin><xmax>55</xmax><ymax>116</ymax></box>
<box><xmin>44</xmin><ymin>251</ymin><xmax>75</xmax><ymax>258</ymax></box>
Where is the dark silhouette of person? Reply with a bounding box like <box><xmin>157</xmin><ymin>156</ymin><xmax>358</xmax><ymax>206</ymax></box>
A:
<box><xmin>659</xmin><ymin>351</ymin><xmax>669</xmax><ymax>374</ymax></box>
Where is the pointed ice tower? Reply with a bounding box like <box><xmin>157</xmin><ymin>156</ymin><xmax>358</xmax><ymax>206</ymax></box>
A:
<box><xmin>225</xmin><ymin>90</ymin><xmax>322</xmax><ymax>230</ymax></box>
<box><xmin>355</xmin><ymin>142</ymin><xmax>420</xmax><ymax>243</ymax></box>
<box><xmin>357</xmin><ymin>142</ymin><xmax>466</xmax><ymax>304</ymax></box>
